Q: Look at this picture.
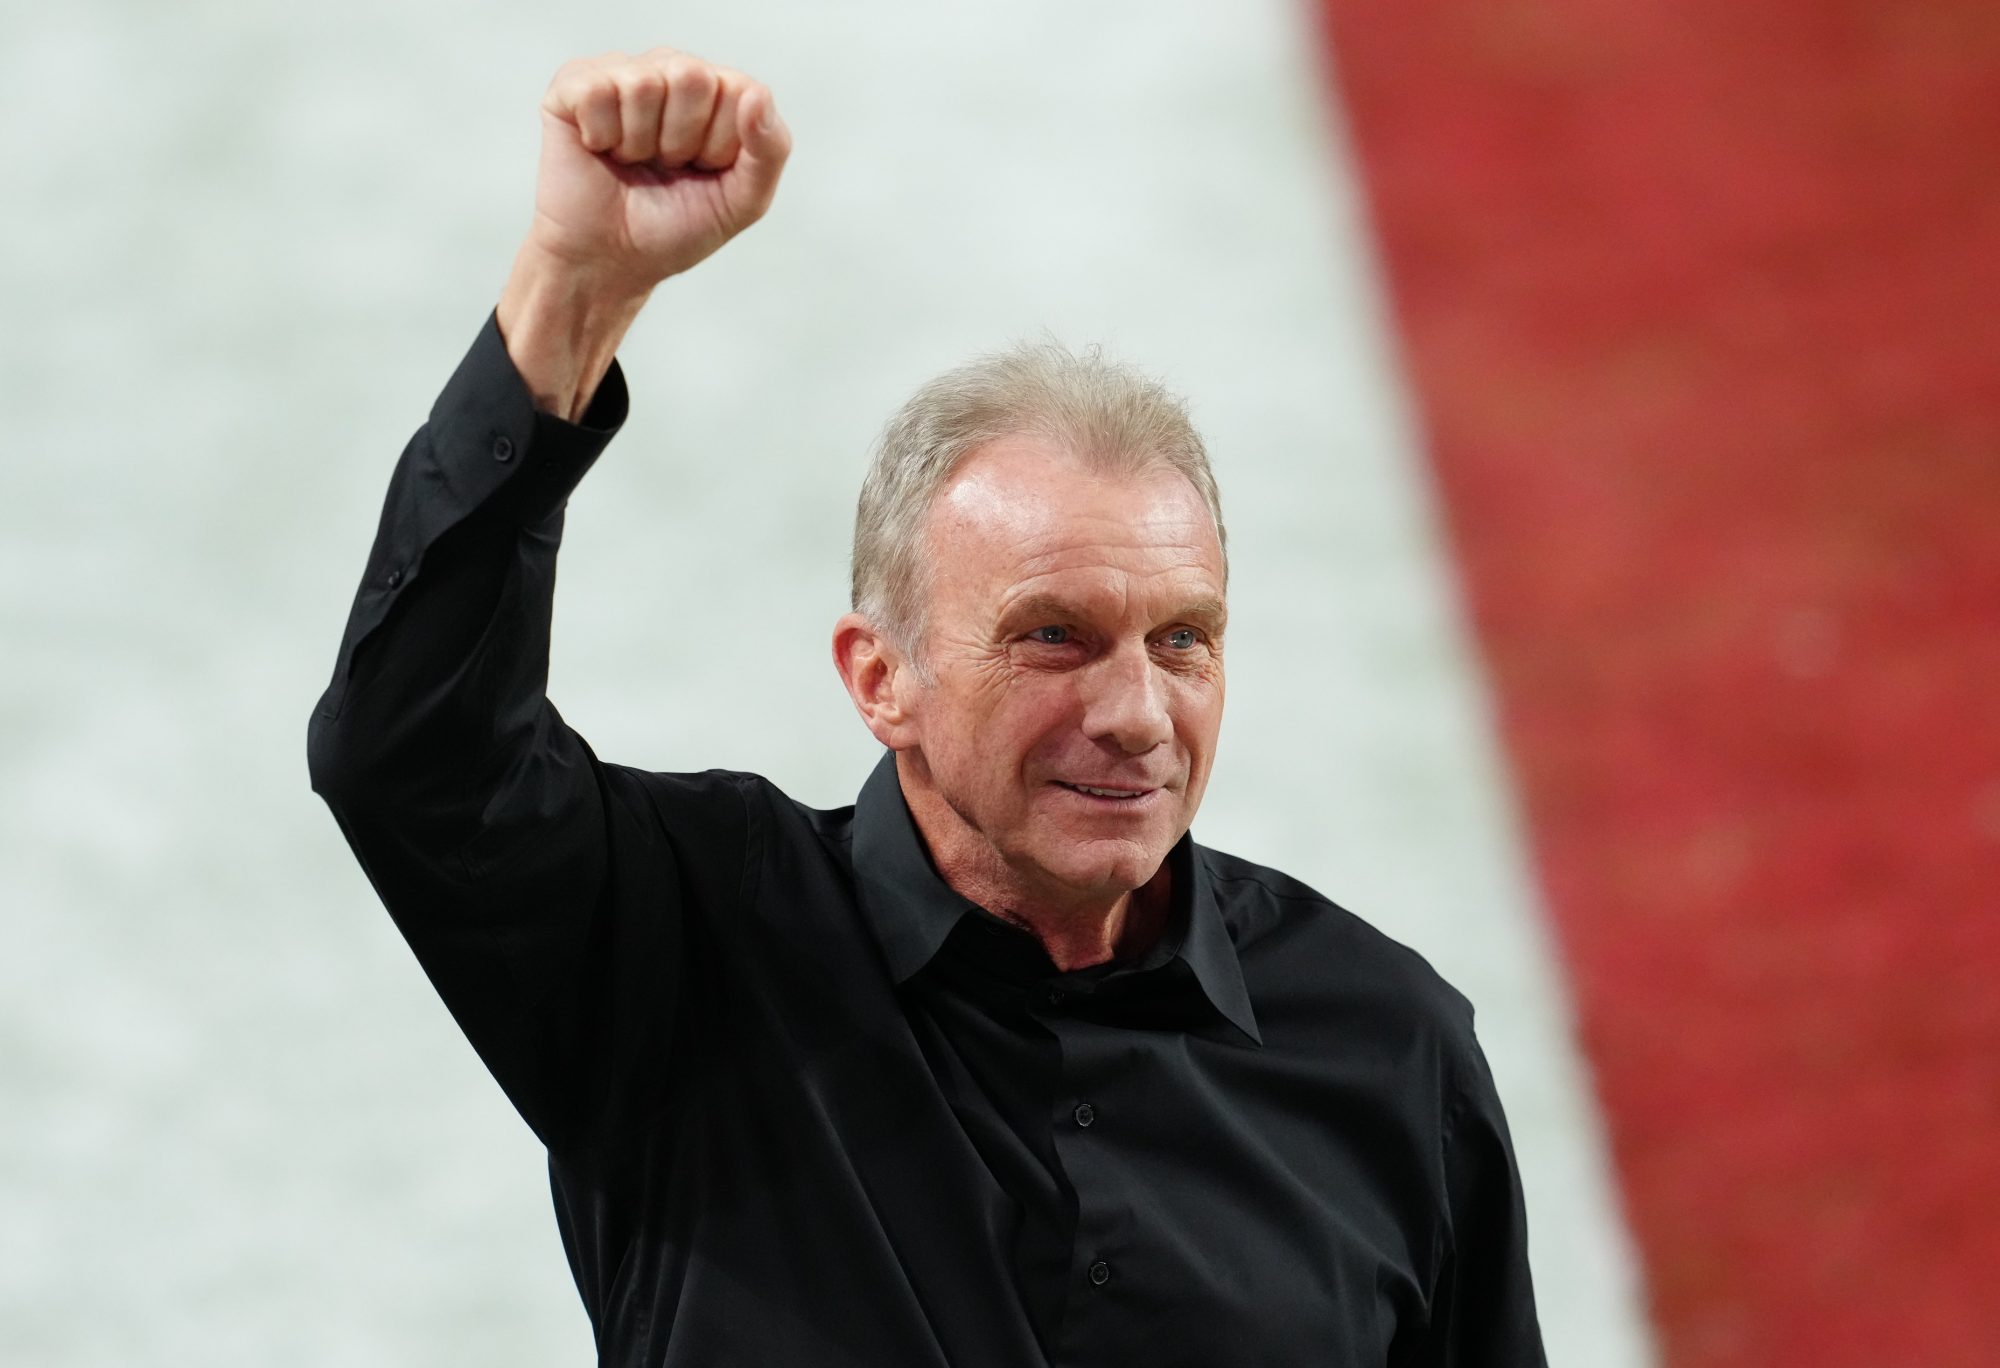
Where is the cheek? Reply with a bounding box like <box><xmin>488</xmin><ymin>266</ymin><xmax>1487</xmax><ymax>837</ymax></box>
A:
<box><xmin>1173</xmin><ymin>672</ymin><xmax>1226</xmax><ymax>748</ymax></box>
<box><xmin>923</xmin><ymin>674</ymin><xmax>1072</xmax><ymax>779</ymax></box>
<box><xmin>992</xmin><ymin>680</ymin><xmax>1084</xmax><ymax>761</ymax></box>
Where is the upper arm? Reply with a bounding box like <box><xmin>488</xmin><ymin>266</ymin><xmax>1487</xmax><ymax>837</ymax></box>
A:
<box><xmin>1416</xmin><ymin>1020</ymin><xmax>1549</xmax><ymax>1367</ymax></box>
<box><xmin>321</xmin><ymin>738</ymin><xmax>754</xmax><ymax>1149</ymax></box>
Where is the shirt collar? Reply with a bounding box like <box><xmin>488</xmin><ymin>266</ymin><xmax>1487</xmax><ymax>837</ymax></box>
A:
<box><xmin>851</xmin><ymin>750</ymin><xmax>1263</xmax><ymax>1048</ymax></box>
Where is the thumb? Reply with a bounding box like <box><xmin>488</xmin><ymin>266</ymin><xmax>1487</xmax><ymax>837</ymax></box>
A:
<box><xmin>728</xmin><ymin>86</ymin><xmax>792</xmax><ymax>219</ymax></box>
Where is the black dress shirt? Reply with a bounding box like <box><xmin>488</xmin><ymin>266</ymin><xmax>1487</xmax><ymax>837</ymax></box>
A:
<box><xmin>306</xmin><ymin>312</ymin><xmax>1548</xmax><ymax>1367</ymax></box>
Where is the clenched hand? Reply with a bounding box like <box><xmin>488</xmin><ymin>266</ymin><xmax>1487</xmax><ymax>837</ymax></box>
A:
<box><xmin>497</xmin><ymin>47</ymin><xmax>793</xmax><ymax>419</ymax></box>
<box><xmin>529</xmin><ymin>48</ymin><xmax>792</xmax><ymax>286</ymax></box>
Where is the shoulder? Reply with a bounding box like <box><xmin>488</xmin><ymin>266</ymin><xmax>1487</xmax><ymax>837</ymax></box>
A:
<box><xmin>617</xmin><ymin>765</ymin><xmax>858</xmax><ymax>853</ymax></box>
<box><xmin>1197</xmin><ymin>842</ymin><xmax>1477</xmax><ymax>1060</ymax></box>
<box><xmin>614</xmin><ymin>764</ymin><xmax>766</xmax><ymax>822</ymax></box>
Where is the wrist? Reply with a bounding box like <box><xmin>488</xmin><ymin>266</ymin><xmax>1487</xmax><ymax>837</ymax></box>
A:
<box><xmin>496</xmin><ymin>241</ymin><xmax>657</xmax><ymax>422</ymax></box>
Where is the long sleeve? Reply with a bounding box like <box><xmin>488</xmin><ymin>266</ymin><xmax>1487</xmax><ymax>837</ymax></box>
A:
<box><xmin>1415</xmin><ymin>1020</ymin><xmax>1550</xmax><ymax>1367</ymax></box>
<box><xmin>306</xmin><ymin>311</ymin><xmax>739</xmax><ymax>1150</ymax></box>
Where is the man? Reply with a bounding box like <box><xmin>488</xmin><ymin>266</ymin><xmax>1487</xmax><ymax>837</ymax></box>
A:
<box><xmin>308</xmin><ymin>45</ymin><xmax>1547</xmax><ymax>1368</ymax></box>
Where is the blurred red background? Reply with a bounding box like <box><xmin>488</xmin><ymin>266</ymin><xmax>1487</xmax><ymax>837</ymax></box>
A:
<box><xmin>1312</xmin><ymin>2</ymin><xmax>2000</xmax><ymax>1363</ymax></box>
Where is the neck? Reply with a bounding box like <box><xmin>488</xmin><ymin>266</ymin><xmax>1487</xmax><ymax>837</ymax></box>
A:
<box><xmin>896</xmin><ymin>754</ymin><xmax>1174</xmax><ymax>973</ymax></box>
<box><xmin>976</xmin><ymin>866</ymin><xmax>1173</xmax><ymax>973</ymax></box>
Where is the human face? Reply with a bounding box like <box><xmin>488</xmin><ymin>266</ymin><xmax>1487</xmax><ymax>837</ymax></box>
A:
<box><xmin>897</xmin><ymin>433</ymin><xmax>1227</xmax><ymax>911</ymax></box>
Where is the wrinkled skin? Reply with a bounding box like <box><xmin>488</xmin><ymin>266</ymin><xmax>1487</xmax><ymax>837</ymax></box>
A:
<box><xmin>834</xmin><ymin>433</ymin><xmax>1227</xmax><ymax>969</ymax></box>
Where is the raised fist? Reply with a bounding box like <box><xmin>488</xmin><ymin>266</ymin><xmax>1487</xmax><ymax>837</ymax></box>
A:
<box><xmin>526</xmin><ymin>48</ymin><xmax>792</xmax><ymax>287</ymax></box>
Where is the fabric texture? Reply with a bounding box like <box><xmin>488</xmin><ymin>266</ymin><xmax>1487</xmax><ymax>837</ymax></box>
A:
<box><xmin>306</xmin><ymin>313</ymin><xmax>1548</xmax><ymax>1367</ymax></box>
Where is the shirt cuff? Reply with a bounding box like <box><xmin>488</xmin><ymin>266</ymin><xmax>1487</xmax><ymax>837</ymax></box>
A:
<box><xmin>426</xmin><ymin>307</ymin><xmax>631</xmax><ymax>524</ymax></box>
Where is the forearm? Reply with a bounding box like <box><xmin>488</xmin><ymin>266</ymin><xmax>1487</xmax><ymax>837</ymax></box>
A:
<box><xmin>306</xmin><ymin>314</ymin><xmax>626</xmax><ymax>822</ymax></box>
<box><xmin>496</xmin><ymin>240</ymin><xmax>654</xmax><ymax>422</ymax></box>
<box><xmin>318</xmin><ymin>512</ymin><xmax>555</xmax><ymax>826</ymax></box>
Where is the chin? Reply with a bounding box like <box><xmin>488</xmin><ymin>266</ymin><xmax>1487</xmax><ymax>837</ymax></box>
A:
<box><xmin>1031</xmin><ymin>838</ymin><xmax>1167</xmax><ymax>899</ymax></box>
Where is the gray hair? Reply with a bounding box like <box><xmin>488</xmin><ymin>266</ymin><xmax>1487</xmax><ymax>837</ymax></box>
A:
<box><xmin>850</xmin><ymin>337</ymin><xmax>1226</xmax><ymax>680</ymax></box>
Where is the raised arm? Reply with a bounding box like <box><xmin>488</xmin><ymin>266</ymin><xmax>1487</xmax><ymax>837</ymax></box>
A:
<box><xmin>305</xmin><ymin>49</ymin><xmax>791</xmax><ymax>1148</ymax></box>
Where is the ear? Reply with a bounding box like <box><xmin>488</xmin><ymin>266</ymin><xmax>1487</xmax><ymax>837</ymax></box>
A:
<box><xmin>832</xmin><ymin>612</ymin><xmax>921</xmax><ymax>749</ymax></box>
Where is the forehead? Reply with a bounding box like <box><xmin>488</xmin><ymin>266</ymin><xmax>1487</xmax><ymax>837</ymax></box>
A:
<box><xmin>924</xmin><ymin>433</ymin><xmax>1225</xmax><ymax>616</ymax></box>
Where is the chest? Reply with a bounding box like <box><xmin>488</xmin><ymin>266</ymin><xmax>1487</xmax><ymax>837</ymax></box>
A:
<box><xmin>665</xmin><ymin>946</ymin><xmax>1440</xmax><ymax>1367</ymax></box>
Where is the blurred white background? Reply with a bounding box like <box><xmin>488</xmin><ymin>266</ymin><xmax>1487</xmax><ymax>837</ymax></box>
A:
<box><xmin>0</xmin><ymin>1</ymin><xmax>1649</xmax><ymax>1363</ymax></box>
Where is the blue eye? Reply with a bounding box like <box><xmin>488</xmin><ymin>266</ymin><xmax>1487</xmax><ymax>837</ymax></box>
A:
<box><xmin>1164</xmin><ymin>628</ymin><xmax>1199</xmax><ymax>650</ymax></box>
<box><xmin>1030</xmin><ymin>625</ymin><xmax>1070</xmax><ymax>645</ymax></box>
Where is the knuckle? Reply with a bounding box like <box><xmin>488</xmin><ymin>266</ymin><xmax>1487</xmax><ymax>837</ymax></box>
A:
<box><xmin>617</xmin><ymin>67</ymin><xmax>664</xmax><ymax>102</ymax></box>
<box><xmin>667</xmin><ymin>55</ymin><xmax>717</xmax><ymax>94</ymax></box>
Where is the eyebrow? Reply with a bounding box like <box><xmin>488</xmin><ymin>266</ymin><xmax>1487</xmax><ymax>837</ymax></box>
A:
<box><xmin>1000</xmin><ymin>593</ymin><xmax>1229</xmax><ymax>635</ymax></box>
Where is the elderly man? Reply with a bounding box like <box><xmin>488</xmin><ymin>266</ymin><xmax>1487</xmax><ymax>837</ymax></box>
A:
<box><xmin>308</xmin><ymin>46</ymin><xmax>1546</xmax><ymax>1368</ymax></box>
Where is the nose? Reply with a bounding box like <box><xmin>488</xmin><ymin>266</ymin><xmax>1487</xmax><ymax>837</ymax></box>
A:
<box><xmin>1078</xmin><ymin>641</ymin><xmax>1173</xmax><ymax>755</ymax></box>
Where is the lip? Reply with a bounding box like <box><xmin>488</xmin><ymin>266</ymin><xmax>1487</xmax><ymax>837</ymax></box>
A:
<box><xmin>1050</xmin><ymin>780</ymin><xmax>1164</xmax><ymax>805</ymax></box>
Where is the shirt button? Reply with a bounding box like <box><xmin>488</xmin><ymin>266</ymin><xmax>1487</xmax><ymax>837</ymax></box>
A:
<box><xmin>492</xmin><ymin>434</ymin><xmax>514</xmax><ymax>462</ymax></box>
<box><xmin>1088</xmin><ymin>1260</ymin><xmax>1110</xmax><ymax>1286</ymax></box>
<box><xmin>1042</xmin><ymin>986</ymin><xmax>1065</xmax><ymax>1008</ymax></box>
<box><xmin>1073</xmin><ymin>1102</ymin><xmax>1095</xmax><ymax>1128</ymax></box>
<box><xmin>384</xmin><ymin>567</ymin><xmax>404</xmax><ymax>588</ymax></box>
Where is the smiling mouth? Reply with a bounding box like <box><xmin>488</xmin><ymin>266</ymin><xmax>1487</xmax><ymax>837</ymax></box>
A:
<box><xmin>1055</xmin><ymin>781</ymin><xmax>1156</xmax><ymax>801</ymax></box>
